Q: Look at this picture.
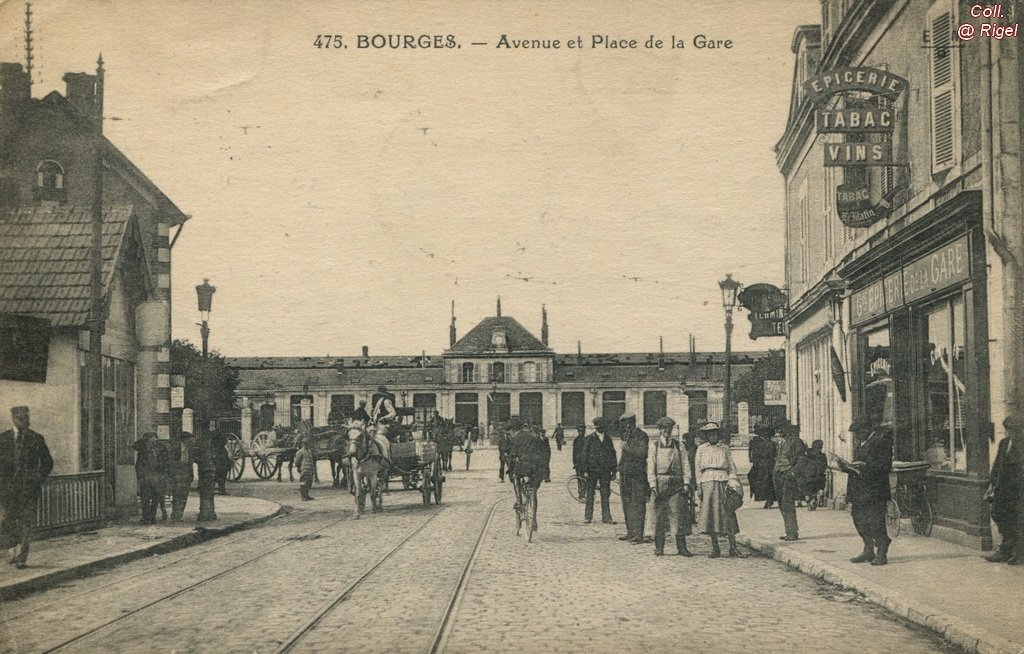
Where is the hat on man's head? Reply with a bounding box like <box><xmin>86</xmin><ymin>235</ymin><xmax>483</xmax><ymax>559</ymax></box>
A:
<box><xmin>849</xmin><ymin>418</ymin><xmax>873</xmax><ymax>432</ymax></box>
<box><xmin>358</xmin><ymin>399</ymin><xmax>367</xmax><ymax>406</ymax></box>
<box><xmin>593</xmin><ymin>416</ymin><xmax>608</xmax><ymax>429</ymax></box>
<box><xmin>377</xmin><ymin>386</ymin><xmax>389</xmax><ymax>394</ymax></box>
<box><xmin>11</xmin><ymin>406</ymin><xmax>29</xmax><ymax>418</ymax></box>
<box><xmin>619</xmin><ymin>412</ymin><xmax>636</xmax><ymax>423</ymax></box>
<box><xmin>699</xmin><ymin>421</ymin><xmax>721</xmax><ymax>432</ymax></box>
<box><xmin>656</xmin><ymin>416</ymin><xmax>676</xmax><ymax>431</ymax></box>
<box><xmin>507</xmin><ymin>415</ymin><xmax>523</xmax><ymax>429</ymax></box>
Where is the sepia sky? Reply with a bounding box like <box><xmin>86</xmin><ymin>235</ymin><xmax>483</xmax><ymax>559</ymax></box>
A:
<box><xmin>0</xmin><ymin>0</ymin><xmax>820</xmax><ymax>357</ymax></box>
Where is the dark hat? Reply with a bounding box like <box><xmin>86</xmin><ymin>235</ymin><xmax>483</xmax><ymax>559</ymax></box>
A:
<box><xmin>656</xmin><ymin>416</ymin><xmax>676</xmax><ymax>431</ymax></box>
<box><xmin>358</xmin><ymin>399</ymin><xmax>367</xmax><ymax>406</ymax></box>
<box><xmin>699</xmin><ymin>421</ymin><xmax>721</xmax><ymax>432</ymax></box>
<box><xmin>619</xmin><ymin>412</ymin><xmax>637</xmax><ymax>423</ymax></box>
<box><xmin>10</xmin><ymin>406</ymin><xmax>29</xmax><ymax>418</ymax></box>
<box><xmin>377</xmin><ymin>386</ymin><xmax>389</xmax><ymax>394</ymax></box>
<box><xmin>849</xmin><ymin>418</ymin><xmax>873</xmax><ymax>432</ymax></box>
<box><xmin>811</xmin><ymin>439</ymin><xmax>824</xmax><ymax>449</ymax></box>
<box><xmin>507</xmin><ymin>415</ymin><xmax>523</xmax><ymax>428</ymax></box>
<box><xmin>593</xmin><ymin>416</ymin><xmax>608</xmax><ymax>429</ymax></box>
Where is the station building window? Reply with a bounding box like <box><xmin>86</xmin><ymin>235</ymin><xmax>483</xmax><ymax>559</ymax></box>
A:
<box><xmin>520</xmin><ymin>392</ymin><xmax>543</xmax><ymax>428</ymax></box>
<box><xmin>461</xmin><ymin>362</ymin><xmax>475</xmax><ymax>383</ymax></box>
<box><xmin>643</xmin><ymin>391</ymin><xmax>667</xmax><ymax>426</ymax></box>
<box><xmin>455</xmin><ymin>392</ymin><xmax>478</xmax><ymax>426</ymax></box>
<box><xmin>413</xmin><ymin>393</ymin><xmax>437</xmax><ymax>424</ymax></box>
<box><xmin>561</xmin><ymin>392</ymin><xmax>585</xmax><ymax>428</ymax></box>
<box><xmin>329</xmin><ymin>394</ymin><xmax>354</xmax><ymax>423</ymax></box>
<box><xmin>290</xmin><ymin>394</ymin><xmax>313</xmax><ymax>427</ymax></box>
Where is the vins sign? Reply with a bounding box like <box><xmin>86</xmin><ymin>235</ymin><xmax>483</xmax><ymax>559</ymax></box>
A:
<box><xmin>823</xmin><ymin>141</ymin><xmax>893</xmax><ymax>166</ymax></box>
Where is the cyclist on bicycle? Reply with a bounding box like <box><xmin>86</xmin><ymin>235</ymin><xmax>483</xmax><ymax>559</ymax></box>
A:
<box><xmin>508</xmin><ymin>415</ymin><xmax>551</xmax><ymax>487</ymax></box>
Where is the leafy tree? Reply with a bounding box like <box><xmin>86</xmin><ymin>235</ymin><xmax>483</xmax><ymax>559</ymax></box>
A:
<box><xmin>733</xmin><ymin>349</ymin><xmax>786</xmax><ymax>420</ymax></box>
<box><xmin>170</xmin><ymin>339</ymin><xmax>239</xmax><ymax>429</ymax></box>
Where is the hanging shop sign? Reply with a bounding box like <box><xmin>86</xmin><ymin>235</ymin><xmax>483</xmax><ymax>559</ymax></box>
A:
<box><xmin>738</xmin><ymin>283</ymin><xmax>788</xmax><ymax>340</ymax></box>
<box><xmin>805</xmin><ymin>66</ymin><xmax>908</xmax><ymax>229</ymax></box>
<box><xmin>763</xmin><ymin>380</ymin><xmax>787</xmax><ymax>406</ymax></box>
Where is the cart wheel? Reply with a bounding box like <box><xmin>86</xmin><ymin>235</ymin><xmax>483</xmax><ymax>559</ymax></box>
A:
<box><xmin>252</xmin><ymin>454</ymin><xmax>276</xmax><ymax>481</ymax></box>
<box><xmin>886</xmin><ymin>499</ymin><xmax>901</xmax><ymax>538</ymax></box>
<box><xmin>433</xmin><ymin>459</ymin><xmax>444</xmax><ymax>504</ymax></box>
<box><xmin>225</xmin><ymin>434</ymin><xmax>245</xmax><ymax>482</ymax></box>
<box><xmin>912</xmin><ymin>496</ymin><xmax>934</xmax><ymax>536</ymax></box>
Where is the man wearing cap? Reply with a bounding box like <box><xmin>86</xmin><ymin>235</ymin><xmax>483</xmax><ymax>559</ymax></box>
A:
<box><xmin>985</xmin><ymin>413</ymin><xmax>1024</xmax><ymax>564</ymax></box>
<box><xmin>773</xmin><ymin>424</ymin><xmax>806</xmax><ymax>541</ymax></box>
<box><xmin>578</xmin><ymin>417</ymin><xmax>617</xmax><ymax>524</ymax></box>
<box><xmin>0</xmin><ymin>407</ymin><xmax>54</xmax><ymax>568</ymax></box>
<box><xmin>648</xmin><ymin>417</ymin><xmax>693</xmax><ymax>556</ymax></box>
<box><xmin>497</xmin><ymin>421</ymin><xmax>513</xmax><ymax>482</ymax></box>
<box><xmin>617</xmin><ymin>412</ymin><xmax>650</xmax><ymax>543</ymax></box>
<box><xmin>372</xmin><ymin>387</ymin><xmax>398</xmax><ymax>426</ymax></box>
<box><xmin>841</xmin><ymin>419</ymin><xmax>894</xmax><ymax>565</ymax></box>
<box><xmin>507</xmin><ymin>415</ymin><xmax>551</xmax><ymax>486</ymax></box>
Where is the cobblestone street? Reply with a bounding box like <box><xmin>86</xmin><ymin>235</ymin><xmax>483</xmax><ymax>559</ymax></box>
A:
<box><xmin>0</xmin><ymin>448</ymin><xmax>960</xmax><ymax>653</ymax></box>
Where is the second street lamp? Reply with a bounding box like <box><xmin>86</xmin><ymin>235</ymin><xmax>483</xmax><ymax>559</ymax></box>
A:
<box><xmin>719</xmin><ymin>273</ymin><xmax>741</xmax><ymax>440</ymax></box>
<box><xmin>195</xmin><ymin>278</ymin><xmax>216</xmax><ymax>358</ymax></box>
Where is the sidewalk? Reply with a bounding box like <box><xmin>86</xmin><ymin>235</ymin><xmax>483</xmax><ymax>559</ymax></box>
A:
<box><xmin>735</xmin><ymin>503</ymin><xmax>1024</xmax><ymax>654</ymax></box>
<box><xmin>0</xmin><ymin>495</ymin><xmax>282</xmax><ymax>601</ymax></box>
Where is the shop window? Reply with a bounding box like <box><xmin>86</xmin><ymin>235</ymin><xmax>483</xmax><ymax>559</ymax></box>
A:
<box><xmin>921</xmin><ymin>297</ymin><xmax>967</xmax><ymax>472</ymax></box>
<box><xmin>455</xmin><ymin>392</ymin><xmax>478</xmax><ymax>426</ymax></box>
<box><xmin>461</xmin><ymin>362</ymin><xmax>475</xmax><ymax>383</ymax></box>
<box><xmin>643</xmin><ymin>391</ymin><xmax>667</xmax><ymax>426</ymax></box>
<box><xmin>860</xmin><ymin>328</ymin><xmax>894</xmax><ymax>427</ymax></box>
<box><xmin>561</xmin><ymin>392</ymin><xmax>585</xmax><ymax>428</ymax></box>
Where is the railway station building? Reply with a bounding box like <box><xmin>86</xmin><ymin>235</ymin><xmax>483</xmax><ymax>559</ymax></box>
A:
<box><xmin>229</xmin><ymin>302</ymin><xmax>769</xmax><ymax>439</ymax></box>
<box><xmin>777</xmin><ymin>0</ymin><xmax>1022</xmax><ymax>549</ymax></box>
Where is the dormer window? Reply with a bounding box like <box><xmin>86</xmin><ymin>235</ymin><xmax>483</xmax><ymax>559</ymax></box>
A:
<box><xmin>35</xmin><ymin>160</ymin><xmax>66</xmax><ymax>202</ymax></box>
<box><xmin>491</xmin><ymin>329</ymin><xmax>507</xmax><ymax>351</ymax></box>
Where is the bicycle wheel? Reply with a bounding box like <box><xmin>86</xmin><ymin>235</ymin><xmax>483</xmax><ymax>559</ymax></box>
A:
<box><xmin>566</xmin><ymin>475</ymin><xmax>586</xmax><ymax>504</ymax></box>
<box><xmin>527</xmin><ymin>485</ymin><xmax>538</xmax><ymax>542</ymax></box>
<box><xmin>886</xmin><ymin>498</ymin><xmax>901</xmax><ymax>539</ymax></box>
<box><xmin>912</xmin><ymin>494</ymin><xmax>934</xmax><ymax>536</ymax></box>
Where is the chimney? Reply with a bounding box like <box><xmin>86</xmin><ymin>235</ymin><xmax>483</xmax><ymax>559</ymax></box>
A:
<box><xmin>541</xmin><ymin>304</ymin><xmax>549</xmax><ymax>346</ymax></box>
<box><xmin>63</xmin><ymin>70</ymin><xmax>101</xmax><ymax>130</ymax></box>
<box><xmin>658</xmin><ymin>336</ymin><xmax>665</xmax><ymax>369</ymax></box>
<box><xmin>362</xmin><ymin>345</ymin><xmax>369</xmax><ymax>358</ymax></box>
<box><xmin>577</xmin><ymin>340</ymin><xmax>583</xmax><ymax>365</ymax></box>
<box><xmin>421</xmin><ymin>349</ymin><xmax>426</xmax><ymax>368</ymax></box>
<box><xmin>0</xmin><ymin>63</ymin><xmax>30</xmax><ymax>115</ymax></box>
<box><xmin>449</xmin><ymin>300</ymin><xmax>457</xmax><ymax>347</ymax></box>
<box><xmin>496</xmin><ymin>295</ymin><xmax>502</xmax><ymax>317</ymax></box>
<box><xmin>689</xmin><ymin>334</ymin><xmax>696</xmax><ymax>366</ymax></box>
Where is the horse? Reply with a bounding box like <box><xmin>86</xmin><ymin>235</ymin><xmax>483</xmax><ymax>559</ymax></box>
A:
<box><xmin>325</xmin><ymin>427</ymin><xmax>351</xmax><ymax>488</ymax></box>
<box><xmin>343</xmin><ymin>423</ymin><xmax>389</xmax><ymax>517</ymax></box>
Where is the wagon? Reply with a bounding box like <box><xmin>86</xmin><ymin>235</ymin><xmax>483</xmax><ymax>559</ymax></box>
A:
<box><xmin>380</xmin><ymin>409</ymin><xmax>445</xmax><ymax>505</ymax></box>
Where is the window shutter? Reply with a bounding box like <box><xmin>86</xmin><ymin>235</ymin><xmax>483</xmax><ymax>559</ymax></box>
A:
<box><xmin>929</xmin><ymin>4</ymin><xmax>957</xmax><ymax>173</ymax></box>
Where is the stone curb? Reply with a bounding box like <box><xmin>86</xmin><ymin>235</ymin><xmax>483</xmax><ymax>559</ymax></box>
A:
<box><xmin>737</xmin><ymin>534</ymin><xmax>1024</xmax><ymax>654</ymax></box>
<box><xmin>0</xmin><ymin>500</ymin><xmax>285</xmax><ymax>602</ymax></box>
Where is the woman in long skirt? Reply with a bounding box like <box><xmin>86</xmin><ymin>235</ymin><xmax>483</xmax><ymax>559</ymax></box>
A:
<box><xmin>695</xmin><ymin>422</ymin><xmax>744</xmax><ymax>558</ymax></box>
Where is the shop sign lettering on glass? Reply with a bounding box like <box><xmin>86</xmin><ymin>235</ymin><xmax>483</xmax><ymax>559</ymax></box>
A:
<box><xmin>902</xmin><ymin>236</ymin><xmax>969</xmax><ymax>304</ymax></box>
<box><xmin>850</xmin><ymin>279</ymin><xmax>885</xmax><ymax>325</ymax></box>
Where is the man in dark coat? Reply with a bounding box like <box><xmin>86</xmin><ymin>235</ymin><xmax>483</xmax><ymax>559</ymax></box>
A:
<box><xmin>842</xmin><ymin>419</ymin><xmax>894</xmax><ymax>565</ymax></box>
<box><xmin>553</xmin><ymin>423</ymin><xmax>565</xmax><ymax>451</ymax></box>
<box><xmin>617</xmin><ymin>412</ymin><xmax>650</xmax><ymax>544</ymax></box>
<box><xmin>507</xmin><ymin>415</ymin><xmax>551</xmax><ymax>486</ymax></box>
<box><xmin>497</xmin><ymin>422</ymin><xmax>512</xmax><ymax>482</ymax></box>
<box><xmin>747</xmin><ymin>425</ymin><xmax>777</xmax><ymax>508</ymax></box>
<box><xmin>352</xmin><ymin>400</ymin><xmax>372</xmax><ymax>425</ymax></box>
<box><xmin>167</xmin><ymin>431</ymin><xmax>195</xmax><ymax>521</ymax></box>
<box><xmin>984</xmin><ymin>413</ymin><xmax>1024</xmax><ymax>564</ymax></box>
<box><xmin>133</xmin><ymin>432</ymin><xmax>168</xmax><ymax>524</ymax></box>
<box><xmin>579</xmin><ymin>417</ymin><xmax>617</xmax><ymax>524</ymax></box>
<box><xmin>0</xmin><ymin>406</ymin><xmax>54</xmax><ymax>568</ymax></box>
<box><xmin>773</xmin><ymin>424</ymin><xmax>806</xmax><ymax>541</ymax></box>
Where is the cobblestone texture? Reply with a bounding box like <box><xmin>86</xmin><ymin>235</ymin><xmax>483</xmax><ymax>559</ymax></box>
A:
<box><xmin>0</xmin><ymin>450</ymin><xmax>960</xmax><ymax>653</ymax></box>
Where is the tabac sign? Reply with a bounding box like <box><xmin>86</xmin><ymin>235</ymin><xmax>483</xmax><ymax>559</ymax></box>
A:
<box><xmin>804</xmin><ymin>66</ymin><xmax>908</xmax><ymax>229</ymax></box>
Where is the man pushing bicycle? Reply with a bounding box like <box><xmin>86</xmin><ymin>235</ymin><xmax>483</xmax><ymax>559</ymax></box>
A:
<box><xmin>507</xmin><ymin>415</ymin><xmax>551</xmax><ymax>533</ymax></box>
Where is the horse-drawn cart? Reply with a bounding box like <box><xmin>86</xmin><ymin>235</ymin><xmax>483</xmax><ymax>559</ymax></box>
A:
<box><xmin>387</xmin><ymin>440</ymin><xmax>444</xmax><ymax>505</ymax></box>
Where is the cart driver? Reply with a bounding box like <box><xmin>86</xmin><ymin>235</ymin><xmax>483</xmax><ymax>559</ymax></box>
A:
<box><xmin>372</xmin><ymin>386</ymin><xmax>398</xmax><ymax>426</ymax></box>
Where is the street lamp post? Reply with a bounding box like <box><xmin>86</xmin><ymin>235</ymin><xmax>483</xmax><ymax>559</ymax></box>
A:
<box><xmin>719</xmin><ymin>274</ymin><xmax>742</xmax><ymax>441</ymax></box>
<box><xmin>194</xmin><ymin>279</ymin><xmax>217</xmax><ymax>521</ymax></box>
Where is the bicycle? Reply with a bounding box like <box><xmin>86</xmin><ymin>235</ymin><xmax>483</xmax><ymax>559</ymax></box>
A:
<box><xmin>513</xmin><ymin>474</ymin><xmax>539</xmax><ymax>542</ymax></box>
<box><xmin>886</xmin><ymin>463</ymin><xmax>933</xmax><ymax>538</ymax></box>
<box><xmin>566</xmin><ymin>474</ymin><xmax>620</xmax><ymax>504</ymax></box>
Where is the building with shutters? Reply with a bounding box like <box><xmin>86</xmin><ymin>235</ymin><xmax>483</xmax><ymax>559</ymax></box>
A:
<box><xmin>0</xmin><ymin>60</ymin><xmax>189</xmax><ymax>515</ymax></box>
<box><xmin>228</xmin><ymin>301</ymin><xmax>770</xmax><ymax>438</ymax></box>
<box><xmin>777</xmin><ymin>1</ymin><xmax>1022</xmax><ymax>549</ymax></box>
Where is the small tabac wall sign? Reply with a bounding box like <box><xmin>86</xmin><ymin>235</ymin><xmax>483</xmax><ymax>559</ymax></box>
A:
<box><xmin>803</xmin><ymin>66</ymin><xmax>908</xmax><ymax>229</ymax></box>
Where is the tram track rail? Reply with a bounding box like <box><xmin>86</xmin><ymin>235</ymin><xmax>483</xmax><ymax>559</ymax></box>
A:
<box><xmin>274</xmin><ymin>497</ymin><xmax>504</xmax><ymax>654</ymax></box>
<box><xmin>37</xmin><ymin>507</ymin><xmax>365</xmax><ymax>654</ymax></box>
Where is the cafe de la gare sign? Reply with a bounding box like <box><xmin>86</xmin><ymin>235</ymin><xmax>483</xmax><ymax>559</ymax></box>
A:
<box><xmin>803</xmin><ymin>66</ymin><xmax>909</xmax><ymax>229</ymax></box>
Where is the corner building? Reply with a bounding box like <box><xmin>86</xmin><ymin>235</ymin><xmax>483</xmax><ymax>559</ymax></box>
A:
<box><xmin>778</xmin><ymin>1</ymin><xmax>1023</xmax><ymax>549</ymax></box>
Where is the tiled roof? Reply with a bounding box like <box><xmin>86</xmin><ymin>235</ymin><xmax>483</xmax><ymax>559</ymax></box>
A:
<box><xmin>227</xmin><ymin>355</ymin><xmax>443</xmax><ymax>370</ymax></box>
<box><xmin>235</xmin><ymin>367</ymin><xmax>444</xmax><ymax>392</ymax></box>
<box><xmin>446</xmin><ymin>316</ymin><xmax>550</xmax><ymax>355</ymax></box>
<box><xmin>0</xmin><ymin>205</ymin><xmax>133</xmax><ymax>327</ymax></box>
